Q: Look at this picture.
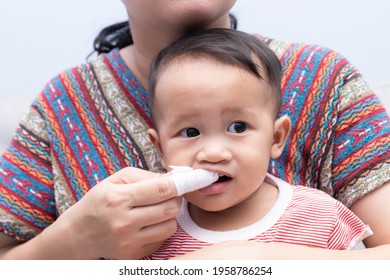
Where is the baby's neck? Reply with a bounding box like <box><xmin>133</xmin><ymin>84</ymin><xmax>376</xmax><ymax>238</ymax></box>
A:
<box><xmin>188</xmin><ymin>181</ymin><xmax>279</xmax><ymax>231</ymax></box>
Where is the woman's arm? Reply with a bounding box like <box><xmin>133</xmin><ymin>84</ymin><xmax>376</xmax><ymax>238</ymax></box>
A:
<box><xmin>0</xmin><ymin>217</ymin><xmax>84</xmax><ymax>259</ymax></box>
<box><xmin>350</xmin><ymin>181</ymin><xmax>390</xmax><ymax>247</ymax></box>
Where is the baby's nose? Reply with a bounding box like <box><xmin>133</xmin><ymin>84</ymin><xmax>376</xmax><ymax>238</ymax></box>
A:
<box><xmin>196</xmin><ymin>141</ymin><xmax>232</xmax><ymax>163</ymax></box>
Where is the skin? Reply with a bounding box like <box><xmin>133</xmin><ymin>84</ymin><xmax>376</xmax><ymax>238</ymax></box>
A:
<box><xmin>148</xmin><ymin>57</ymin><xmax>291</xmax><ymax>231</ymax></box>
<box><xmin>1</xmin><ymin>0</ymin><xmax>389</xmax><ymax>259</ymax></box>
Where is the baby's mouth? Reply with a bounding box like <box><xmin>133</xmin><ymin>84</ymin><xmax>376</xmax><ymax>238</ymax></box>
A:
<box><xmin>216</xmin><ymin>175</ymin><xmax>232</xmax><ymax>183</ymax></box>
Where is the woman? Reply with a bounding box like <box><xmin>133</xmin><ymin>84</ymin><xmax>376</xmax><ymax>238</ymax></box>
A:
<box><xmin>0</xmin><ymin>0</ymin><xmax>389</xmax><ymax>259</ymax></box>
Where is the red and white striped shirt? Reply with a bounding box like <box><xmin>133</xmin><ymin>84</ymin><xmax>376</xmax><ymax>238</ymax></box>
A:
<box><xmin>144</xmin><ymin>174</ymin><xmax>372</xmax><ymax>260</ymax></box>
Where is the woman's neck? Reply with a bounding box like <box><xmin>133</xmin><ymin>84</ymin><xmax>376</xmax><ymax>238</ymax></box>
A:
<box><xmin>119</xmin><ymin>45</ymin><xmax>150</xmax><ymax>90</ymax></box>
<box><xmin>119</xmin><ymin>14</ymin><xmax>231</xmax><ymax>90</ymax></box>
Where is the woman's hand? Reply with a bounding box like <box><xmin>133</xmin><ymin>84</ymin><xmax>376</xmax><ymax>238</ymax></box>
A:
<box><xmin>0</xmin><ymin>167</ymin><xmax>181</xmax><ymax>259</ymax></box>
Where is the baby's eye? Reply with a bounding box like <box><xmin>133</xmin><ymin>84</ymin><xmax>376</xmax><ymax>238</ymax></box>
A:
<box><xmin>227</xmin><ymin>121</ymin><xmax>247</xmax><ymax>133</ymax></box>
<box><xmin>180</xmin><ymin>128</ymin><xmax>200</xmax><ymax>138</ymax></box>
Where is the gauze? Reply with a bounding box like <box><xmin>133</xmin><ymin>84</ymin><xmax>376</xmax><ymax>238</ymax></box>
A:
<box><xmin>170</xmin><ymin>166</ymin><xmax>218</xmax><ymax>195</ymax></box>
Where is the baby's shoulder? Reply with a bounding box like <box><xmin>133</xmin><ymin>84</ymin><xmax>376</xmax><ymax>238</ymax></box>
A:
<box><xmin>289</xmin><ymin>185</ymin><xmax>339</xmax><ymax>211</ymax></box>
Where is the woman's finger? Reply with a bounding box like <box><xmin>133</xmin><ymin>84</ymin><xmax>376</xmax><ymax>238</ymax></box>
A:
<box><xmin>129</xmin><ymin>196</ymin><xmax>182</xmax><ymax>227</ymax></box>
<box><xmin>119</xmin><ymin>175</ymin><xmax>179</xmax><ymax>206</ymax></box>
<box><xmin>139</xmin><ymin>218</ymin><xmax>178</xmax><ymax>244</ymax></box>
<box><xmin>105</xmin><ymin>167</ymin><xmax>165</xmax><ymax>184</ymax></box>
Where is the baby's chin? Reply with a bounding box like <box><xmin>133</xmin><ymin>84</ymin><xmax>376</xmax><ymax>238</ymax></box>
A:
<box><xmin>185</xmin><ymin>196</ymin><xmax>238</xmax><ymax>213</ymax></box>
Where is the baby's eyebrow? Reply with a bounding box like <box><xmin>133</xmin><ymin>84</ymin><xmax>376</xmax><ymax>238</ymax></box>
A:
<box><xmin>166</xmin><ymin>112</ymin><xmax>199</xmax><ymax>128</ymax></box>
<box><xmin>221</xmin><ymin>106</ymin><xmax>252</xmax><ymax>115</ymax></box>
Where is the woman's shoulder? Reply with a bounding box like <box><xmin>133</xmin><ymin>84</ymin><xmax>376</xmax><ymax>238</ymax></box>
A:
<box><xmin>37</xmin><ymin>49</ymin><xmax>122</xmax><ymax>102</ymax></box>
<box><xmin>254</xmin><ymin>33</ymin><xmax>346</xmax><ymax>65</ymax></box>
<box><xmin>55</xmin><ymin>49</ymin><xmax>121</xmax><ymax>83</ymax></box>
<box><xmin>255</xmin><ymin>33</ymin><xmax>332</xmax><ymax>52</ymax></box>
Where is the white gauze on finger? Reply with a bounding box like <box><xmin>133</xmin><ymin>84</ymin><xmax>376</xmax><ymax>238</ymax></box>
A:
<box><xmin>170</xmin><ymin>166</ymin><xmax>218</xmax><ymax>196</ymax></box>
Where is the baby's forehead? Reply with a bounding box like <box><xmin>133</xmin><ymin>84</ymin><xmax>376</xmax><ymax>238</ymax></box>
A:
<box><xmin>161</xmin><ymin>54</ymin><xmax>263</xmax><ymax>79</ymax></box>
<box><xmin>153</xmin><ymin>53</ymin><xmax>277</xmax><ymax>116</ymax></box>
<box><xmin>165</xmin><ymin>54</ymin><xmax>224</xmax><ymax>69</ymax></box>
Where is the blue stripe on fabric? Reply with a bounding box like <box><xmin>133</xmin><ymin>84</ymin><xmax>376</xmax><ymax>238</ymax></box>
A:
<box><xmin>76</xmin><ymin>65</ymin><xmax>122</xmax><ymax>170</ymax></box>
<box><xmin>0</xmin><ymin>158</ymin><xmax>55</xmax><ymax>227</ymax></box>
<box><xmin>42</xmin><ymin>74</ymin><xmax>109</xmax><ymax>199</ymax></box>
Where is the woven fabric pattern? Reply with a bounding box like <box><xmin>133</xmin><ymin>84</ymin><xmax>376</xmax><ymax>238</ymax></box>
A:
<box><xmin>1</xmin><ymin>36</ymin><xmax>389</xmax><ymax>241</ymax></box>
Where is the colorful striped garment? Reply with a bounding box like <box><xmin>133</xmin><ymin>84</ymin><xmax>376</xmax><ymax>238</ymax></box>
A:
<box><xmin>143</xmin><ymin>174</ymin><xmax>372</xmax><ymax>260</ymax></box>
<box><xmin>0</xmin><ymin>35</ymin><xmax>389</xmax><ymax>241</ymax></box>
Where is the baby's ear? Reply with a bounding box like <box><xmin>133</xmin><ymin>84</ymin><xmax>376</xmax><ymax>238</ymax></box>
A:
<box><xmin>147</xmin><ymin>128</ymin><xmax>167</xmax><ymax>169</ymax></box>
<box><xmin>270</xmin><ymin>115</ymin><xmax>291</xmax><ymax>158</ymax></box>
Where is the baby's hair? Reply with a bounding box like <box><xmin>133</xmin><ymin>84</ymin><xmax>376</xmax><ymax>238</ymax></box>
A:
<box><xmin>148</xmin><ymin>28</ymin><xmax>282</xmax><ymax>120</ymax></box>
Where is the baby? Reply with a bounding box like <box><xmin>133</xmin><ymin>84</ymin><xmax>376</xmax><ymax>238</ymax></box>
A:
<box><xmin>144</xmin><ymin>28</ymin><xmax>372</xmax><ymax>259</ymax></box>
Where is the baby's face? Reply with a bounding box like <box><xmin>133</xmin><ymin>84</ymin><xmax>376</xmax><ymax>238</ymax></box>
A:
<box><xmin>150</xmin><ymin>57</ymin><xmax>277</xmax><ymax>211</ymax></box>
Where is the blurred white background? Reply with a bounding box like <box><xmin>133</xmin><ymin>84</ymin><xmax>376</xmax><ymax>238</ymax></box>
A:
<box><xmin>1</xmin><ymin>0</ymin><xmax>389</xmax><ymax>151</ymax></box>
